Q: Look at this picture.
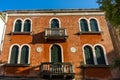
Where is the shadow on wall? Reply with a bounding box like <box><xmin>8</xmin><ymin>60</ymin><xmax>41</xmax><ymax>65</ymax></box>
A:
<box><xmin>30</xmin><ymin>31</ymin><xmax>67</xmax><ymax>44</ymax></box>
<box><xmin>79</xmin><ymin>49</ymin><xmax>120</xmax><ymax>80</ymax></box>
<box><xmin>3</xmin><ymin>64</ymin><xmax>40</xmax><ymax>77</ymax></box>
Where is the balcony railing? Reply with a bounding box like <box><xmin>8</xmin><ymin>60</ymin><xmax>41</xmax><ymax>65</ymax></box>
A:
<box><xmin>45</xmin><ymin>28</ymin><xmax>68</xmax><ymax>40</ymax></box>
<box><xmin>40</xmin><ymin>62</ymin><xmax>74</xmax><ymax>79</ymax></box>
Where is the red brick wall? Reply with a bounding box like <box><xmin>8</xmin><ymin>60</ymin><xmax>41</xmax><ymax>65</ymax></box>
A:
<box><xmin>0</xmin><ymin>14</ymin><xmax>115</xmax><ymax>79</ymax></box>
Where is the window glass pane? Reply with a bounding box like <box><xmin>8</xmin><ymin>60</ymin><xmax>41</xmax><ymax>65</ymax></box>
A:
<box><xmin>14</xmin><ymin>20</ymin><xmax>22</xmax><ymax>32</ymax></box>
<box><xmin>95</xmin><ymin>46</ymin><xmax>106</xmax><ymax>65</ymax></box>
<box><xmin>84</xmin><ymin>46</ymin><xmax>94</xmax><ymax>64</ymax></box>
<box><xmin>80</xmin><ymin>19</ymin><xmax>89</xmax><ymax>32</ymax></box>
<box><xmin>90</xmin><ymin>19</ymin><xmax>99</xmax><ymax>32</ymax></box>
<box><xmin>10</xmin><ymin>45</ymin><xmax>19</xmax><ymax>64</ymax></box>
<box><xmin>20</xmin><ymin>46</ymin><xmax>29</xmax><ymax>64</ymax></box>
<box><xmin>51</xmin><ymin>19</ymin><xmax>59</xmax><ymax>28</ymax></box>
<box><xmin>23</xmin><ymin>20</ymin><xmax>31</xmax><ymax>32</ymax></box>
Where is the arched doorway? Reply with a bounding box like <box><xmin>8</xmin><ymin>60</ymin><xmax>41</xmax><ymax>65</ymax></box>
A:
<box><xmin>51</xmin><ymin>44</ymin><xmax>62</xmax><ymax>62</ymax></box>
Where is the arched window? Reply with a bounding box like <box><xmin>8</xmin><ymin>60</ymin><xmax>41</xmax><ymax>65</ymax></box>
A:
<box><xmin>80</xmin><ymin>19</ymin><xmax>89</xmax><ymax>32</ymax></box>
<box><xmin>20</xmin><ymin>45</ymin><xmax>29</xmax><ymax>64</ymax></box>
<box><xmin>14</xmin><ymin>20</ymin><xmax>22</xmax><ymax>32</ymax></box>
<box><xmin>90</xmin><ymin>19</ymin><xmax>99</xmax><ymax>32</ymax></box>
<box><xmin>51</xmin><ymin>44</ymin><xmax>62</xmax><ymax>62</ymax></box>
<box><xmin>23</xmin><ymin>20</ymin><xmax>31</xmax><ymax>32</ymax></box>
<box><xmin>84</xmin><ymin>46</ymin><xmax>94</xmax><ymax>64</ymax></box>
<box><xmin>51</xmin><ymin>19</ymin><xmax>59</xmax><ymax>28</ymax></box>
<box><xmin>10</xmin><ymin>45</ymin><xmax>19</xmax><ymax>64</ymax></box>
<box><xmin>95</xmin><ymin>46</ymin><xmax>106</xmax><ymax>65</ymax></box>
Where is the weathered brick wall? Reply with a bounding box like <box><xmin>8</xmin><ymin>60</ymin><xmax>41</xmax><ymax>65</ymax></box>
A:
<box><xmin>0</xmin><ymin>13</ymin><xmax>115</xmax><ymax>79</ymax></box>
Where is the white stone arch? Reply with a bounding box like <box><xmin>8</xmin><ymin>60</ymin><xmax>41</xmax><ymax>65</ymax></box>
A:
<box><xmin>93</xmin><ymin>44</ymin><xmax>109</xmax><ymax>65</ymax></box>
<box><xmin>8</xmin><ymin>44</ymin><xmax>20</xmax><ymax>64</ymax></box>
<box><xmin>49</xmin><ymin>43</ymin><xmax>64</xmax><ymax>62</ymax></box>
<box><xmin>82</xmin><ymin>44</ymin><xmax>94</xmax><ymax>64</ymax></box>
<box><xmin>78</xmin><ymin>17</ymin><xmax>90</xmax><ymax>32</ymax></box>
<box><xmin>20</xmin><ymin>44</ymin><xmax>31</xmax><ymax>64</ymax></box>
<box><xmin>88</xmin><ymin>17</ymin><xmax>101</xmax><ymax>32</ymax></box>
<box><xmin>23</xmin><ymin>18</ymin><xmax>32</xmax><ymax>32</ymax></box>
<box><xmin>12</xmin><ymin>18</ymin><xmax>23</xmax><ymax>32</ymax></box>
<box><xmin>49</xmin><ymin>17</ymin><xmax>61</xmax><ymax>28</ymax></box>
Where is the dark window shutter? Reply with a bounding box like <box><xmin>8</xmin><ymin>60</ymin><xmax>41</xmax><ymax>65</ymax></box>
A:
<box><xmin>80</xmin><ymin>19</ymin><xmax>89</xmax><ymax>32</ymax></box>
<box><xmin>51</xmin><ymin>45</ymin><xmax>62</xmax><ymax>62</ymax></box>
<box><xmin>10</xmin><ymin>45</ymin><xmax>19</xmax><ymax>64</ymax></box>
<box><xmin>95</xmin><ymin>46</ymin><xmax>106</xmax><ymax>65</ymax></box>
<box><xmin>84</xmin><ymin>46</ymin><xmax>94</xmax><ymax>64</ymax></box>
<box><xmin>14</xmin><ymin>20</ymin><xmax>22</xmax><ymax>32</ymax></box>
<box><xmin>23</xmin><ymin>20</ymin><xmax>31</xmax><ymax>32</ymax></box>
<box><xmin>90</xmin><ymin>19</ymin><xmax>99</xmax><ymax>32</ymax></box>
<box><xmin>20</xmin><ymin>46</ymin><xmax>29</xmax><ymax>64</ymax></box>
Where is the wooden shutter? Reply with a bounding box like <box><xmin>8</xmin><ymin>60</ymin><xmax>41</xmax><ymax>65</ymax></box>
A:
<box><xmin>95</xmin><ymin>46</ymin><xmax>106</xmax><ymax>65</ymax></box>
<box><xmin>20</xmin><ymin>46</ymin><xmax>29</xmax><ymax>64</ymax></box>
<box><xmin>80</xmin><ymin>19</ymin><xmax>89</xmax><ymax>32</ymax></box>
<box><xmin>23</xmin><ymin>20</ymin><xmax>31</xmax><ymax>32</ymax></box>
<box><xmin>90</xmin><ymin>19</ymin><xmax>99</xmax><ymax>32</ymax></box>
<box><xmin>51</xmin><ymin>45</ymin><xmax>62</xmax><ymax>62</ymax></box>
<box><xmin>14</xmin><ymin>20</ymin><xmax>22</xmax><ymax>32</ymax></box>
<box><xmin>84</xmin><ymin>46</ymin><xmax>94</xmax><ymax>64</ymax></box>
<box><xmin>10</xmin><ymin>45</ymin><xmax>19</xmax><ymax>64</ymax></box>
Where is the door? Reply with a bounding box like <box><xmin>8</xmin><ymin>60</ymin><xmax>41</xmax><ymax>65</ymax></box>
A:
<box><xmin>51</xmin><ymin>44</ymin><xmax>62</xmax><ymax>62</ymax></box>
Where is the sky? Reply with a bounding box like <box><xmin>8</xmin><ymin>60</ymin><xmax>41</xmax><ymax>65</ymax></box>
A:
<box><xmin>0</xmin><ymin>0</ymin><xmax>99</xmax><ymax>11</ymax></box>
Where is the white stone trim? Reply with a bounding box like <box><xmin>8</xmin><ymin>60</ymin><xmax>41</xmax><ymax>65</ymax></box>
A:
<box><xmin>49</xmin><ymin>43</ymin><xmax>64</xmax><ymax>62</ymax></box>
<box><xmin>82</xmin><ymin>44</ymin><xmax>108</xmax><ymax>65</ymax></box>
<box><xmin>8</xmin><ymin>44</ymin><xmax>30</xmax><ymax>64</ymax></box>
<box><xmin>23</xmin><ymin>18</ymin><xmax>32</xmax><ymax>32</ymax></box>
<box><xmin>93</xmin><ymin>44</ymin><xmax>109</xmax><ymax>65</ymax></box>
<box><xmin>12</xmin><ymin>18</ymin><xmax>23</xmax><ymax>32</ymax></box>
<box><xmin>8</xmin><ymin>12</ymin><xmax>105</xmax><ymax>17</ymax></box>
<box><xmin>13</xmin><ymin>18</ymin><xmax>32</xmax><ymax>32</ymax></box>
<box><xmin>78</xmin><ymin>17</ymin><xmax>89</xmax><ymax>32</ymax></box>
<box><xmin>78</xmin><ymin>17</ymin><xmax>101</xmax><ymax>32</ymax></box>
<box><xmin>8</xmin><ymin>44</ymin><xmax>20</xmax><ymax>64</ymax></box>
<box><xmin>88</xmin><ymin>17</ymin><xmax>101</xmax><ymax>31</ymax></box>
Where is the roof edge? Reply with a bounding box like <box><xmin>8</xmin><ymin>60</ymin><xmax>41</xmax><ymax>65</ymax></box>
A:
<box><xmin>5</xmin><ymin>8</ymin><xmax>103</xmax><ymax>13</ymax></box>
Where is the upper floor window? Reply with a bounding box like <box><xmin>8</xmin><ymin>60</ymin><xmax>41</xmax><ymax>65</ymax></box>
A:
<box><xmin>90</xmin><ymin>19</ymin><xmax>99</xmax><ymax>32</ymax></box>
<box><xmin>14</xmin><ymin>20</ymin><xmax>22</xmax><ymax>32</ymax></box>
<box><xmin>51</xmin><ymin>19</ymin><xmax>59</xmax><ymax>28</ymax></box>
<box><xmin>80</xmin><ymin>19</ymin><xmax>89</xmax><ymax>32</ymax></box>
<box><xmin>79</xmin><ymin>18</ymin><xmax>101</xmax><ymax>33</ymax></box>
<box><xmin>13</xmin><ymin>19</ymin><xmax>32</xmax><ymax>33</ymax></box>
<box><xmin>9</xmin><ymin>44</ymin><xmax>30</xmax><ymax>65</ymax></box>
<box><xmin>23</xmin><ymin>20</ymin><xmax>31</xmax><ymax>32</ymax></box>
<box><xmin>84</xmin><ymin>46</ymin><xmax>94</xmax><ymax>64</ymax></box>
<box><xmin>95</xmin><ymin>46</ymin><xmax>106</xmax><ymax>65</ymax></box>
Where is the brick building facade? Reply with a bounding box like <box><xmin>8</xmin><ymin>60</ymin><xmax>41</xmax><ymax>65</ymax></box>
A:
<box><xmin>0</xmin><ymin>9</ymin><xmax>119</xmax><ymax>80</ymax></box>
